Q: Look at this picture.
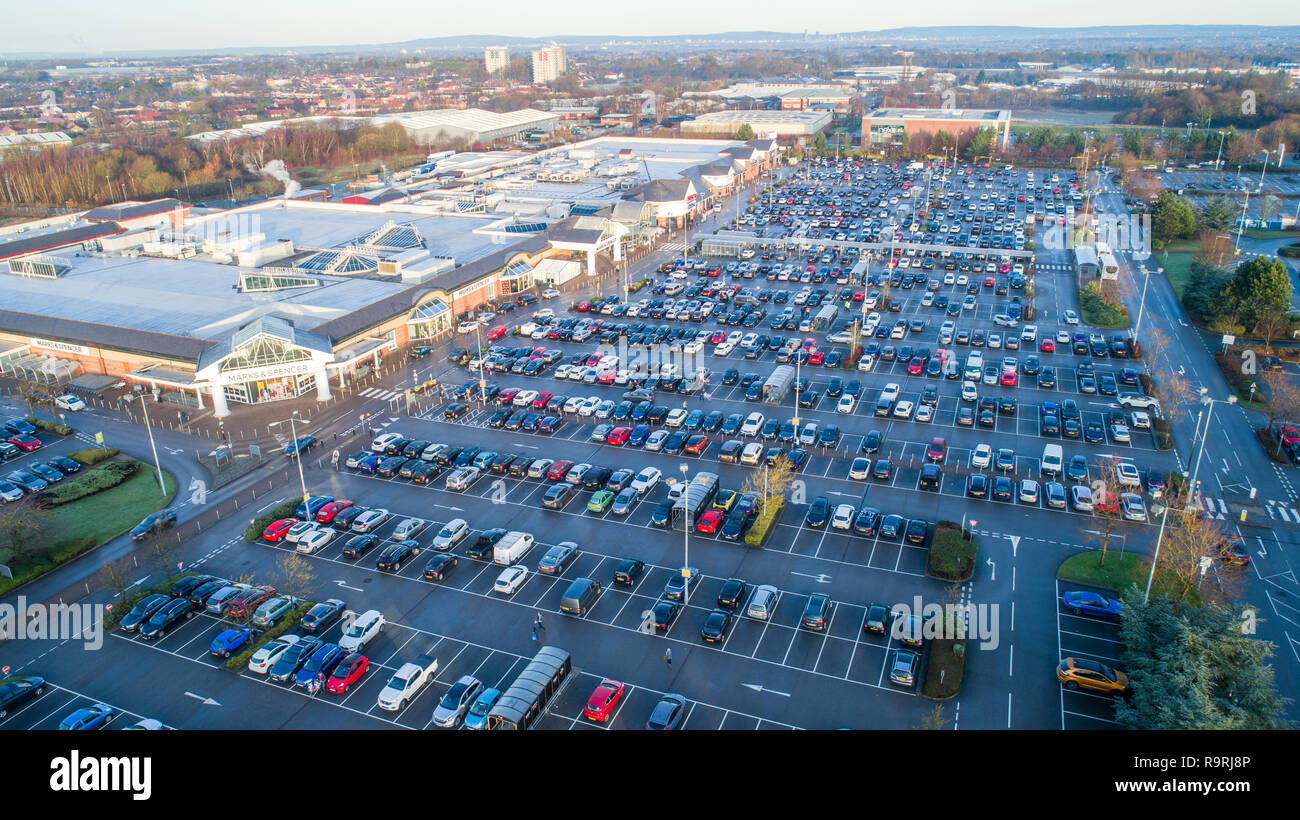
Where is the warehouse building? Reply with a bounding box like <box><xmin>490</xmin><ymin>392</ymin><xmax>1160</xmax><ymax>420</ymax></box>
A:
<box><xmin>679</xmin><ymin>110</ymin><xmax>831</xmax><ymax>142</ymax></box>
<box><xmin>862</xmin><ymin>108</ymin><xmax>1012</xmax><ymax>152</ymax></box>
<box><xmin>374</xmin><ymin>108</ymin><xmax>559</xmax><ymax>147</ymax></box>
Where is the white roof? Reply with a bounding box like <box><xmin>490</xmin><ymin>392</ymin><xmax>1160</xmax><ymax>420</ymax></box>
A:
<box><xmin>374</xmin><ymin>108</ymin><xmax>557</xmax><ymax>133</ymax></box>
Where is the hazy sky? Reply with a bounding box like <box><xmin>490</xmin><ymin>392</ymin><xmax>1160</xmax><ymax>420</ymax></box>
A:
<box><xmin>2</xmin><ymin>0</ymin><xmax>1297</xmax><ymax>55</ymax></box>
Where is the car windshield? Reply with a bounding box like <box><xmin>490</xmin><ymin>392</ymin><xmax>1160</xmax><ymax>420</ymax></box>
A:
<box><xmin>344</xmin><ymin>622</ymin><xmax>365</xmax><ymax>638</ymax></box>
<box><xmin>469</xmin><ymin>696</ymin><xmax>493</xmax><ymax>716</ymax></box>
<box><xmin>441</xmin><ymin>684</ymin><xmax>467</xmax><ymax>708</ymax></box>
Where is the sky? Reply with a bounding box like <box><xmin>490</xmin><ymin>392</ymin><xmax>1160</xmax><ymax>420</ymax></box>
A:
<box><xmin>1</xmin><ymin>0</ymin><xmax>1297</xmax><ymax>55</ymax></box>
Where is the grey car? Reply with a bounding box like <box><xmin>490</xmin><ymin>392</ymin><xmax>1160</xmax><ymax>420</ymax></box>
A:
<box><xmin>537</xmin><ymin>542</ymin><xmax>580</xmax><ymax>575</ymax></box>
<box><xmin>645</xmin><ymin>693</ymin><xmax>688</xmax><ymax>730</ymax></box>
<box><xmin>431</xmin><ymin>675</ymin><xmax>483</xmax><ymax>728</ymax></box>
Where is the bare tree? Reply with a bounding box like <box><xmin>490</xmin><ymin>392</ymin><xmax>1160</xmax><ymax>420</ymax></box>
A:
<box><xmin>0</xmin><ymin>498</ymin><xmax>47</xmax><ymax>569</ymax></box>
<box><xmin>1196</xmin><ymin>230</ymin><xmax>1235</xmax><ymax>267</ymax></box>
<box><xmin>145</xmin><ymin>526</ymin><xmax>181</xmax><ymax>582</ymax></box>
<box><xmin>1088</xmin><ymin>459</ymin><xmax>1126</xmax><ymax>567</ymax></box>
<box><xmin>1261</xmin><ymin>369</ymin><xmax>1300</xmax><ymax>449</ymax></box>
<box><xmin>97</xmin><ymin>554</ymin><xmax>137</xmax><ymax>609</ymax></box>
<box><xmin>741</xmin><ymin>455</ymin><xmax>797</xmax><ymax>514</ymax></box>
<box><xmin>1155</xmin><ymin>509</ymin><xmax>1242</xmax><ymax>604</ymax></box>
<box><xmin>1254</xmin><ymin>309</ymin><xmax>1290</xmax><ymax>351</ymax></box>
<box><xmin>273</xmin><ymin>552</ymin><xmax>317</xmax><ymax>613</ymax></box>
<box><xmin>914</xmin><ymin>704</ymin><xmax>951</xmax><ymax>730</ymax></box>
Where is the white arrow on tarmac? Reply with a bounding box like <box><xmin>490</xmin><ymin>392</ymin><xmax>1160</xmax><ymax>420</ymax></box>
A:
<box><xmin>790</xmin><ymin>571</ymin><xmax>832</xmax><ymax>584</ymax></box>
<box><xmin>334</xmin><ymin>580</ymin><xmax>364</xmax><ymax>592</ymax></box>
<box><xmin>185</xmin><ymin>692</ymin><xmax>221</xmax><ymax>706</ymax></box>
<box><xmin>741</xmin><ymin>683</ymin><xmax>791</xmax><ymax>697</ymax></box>
<box><xmin>987</xmin><ymin>558</ymin><xmax>996</xmax><ymax>581</ymax></box>
<box><xmin>432</xmin><ymin>505</ymin><xmax>465</xmax><ymax>512</ymax></box>
<box><xmin>1006</xmin><ymin>535</ymin><xmax>1020</xmax><ymax>558</ymax></box>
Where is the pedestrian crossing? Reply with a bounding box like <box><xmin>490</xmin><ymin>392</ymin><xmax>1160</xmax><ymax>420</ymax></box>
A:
<box><xmin>1036</xmin><ymin>263</ymin><xmax>1073</xmax><ymax>271</ymax></box>
<box><xmin>1266</xmin><ymin>500</ymin><xmax>1300</xmax><ymax>522</ymax></box>
<box><xmin>358</xmin><ymin>387</ymin><xmax>403</xmax><ymax>402</ymax></box>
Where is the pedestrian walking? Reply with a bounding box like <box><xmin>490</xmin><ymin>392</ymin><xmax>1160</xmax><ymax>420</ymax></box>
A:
<box><xmin>534</xmin><ymin>612</ymin><xmax>545</xmax><ymax>632</ymax></box>
<box><xmin>664</xmin><ymin>648</ymin><xmax>672</xmax><ymax>668</ymax></box>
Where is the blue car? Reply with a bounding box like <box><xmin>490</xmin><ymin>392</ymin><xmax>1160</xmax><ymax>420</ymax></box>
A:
<box><xmin>210</xmin><ymin>627</ymin><xmax>253</xmax><ymax>658</ymax></box>
<box><xmin>358</xmin><ymin>454</ymin><xmax>384</xmax><ymax>473</ymax></box>
<box><xmin>285</xmin><ymin>436</ymin><xmax>317</xmax><ymax>458</ymax></box>
<box><xmin>294</xmin><ymin>643</ymin><xmax>345</xmax><ymax>689</ymax></box>
<box><xmin>1061</xmin><ymin>590</ymin><xmax>1123</xmax><ymax>621</ymax></box>
<box><xmin>130</xmin><ymin>509</ymin><xmax>178</xmax><ymax>541</ymax></box>
<box><xmin>628</xmin><ymin>424</ymin><xmax>651</xmax><ymax>446</ymax></box>
<box><xmin>3</xmin><ymin>418</ymin><xmax>37</xmax><ymax>436</ymax></box>
<box><xmin>58</xmin><ymin>703</ymin><xmax>118</xmax><ymax>730</ymax></box>
<box><xmin>295</xmin><ymin>495</ymin><xmax>334</xmax><ymax>519</ymax></box>
<box><xmin>464</xmin><ymin>687</ymin><xmax>501</xmax><ymax>730</ymax></box>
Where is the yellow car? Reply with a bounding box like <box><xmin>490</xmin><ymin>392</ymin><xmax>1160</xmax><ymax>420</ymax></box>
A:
<box><xmin>1057</xmin><ymin>657</ymin><xmax>1130</xmax><ymax>696</ymax></box>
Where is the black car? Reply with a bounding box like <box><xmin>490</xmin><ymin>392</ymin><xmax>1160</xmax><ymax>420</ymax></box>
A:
<box><xmin>905</xmin><ymin>520</ymin><xmax>929</xmax><ymax>545</ymax></box>
<box><xmin>466</xmin><ymin>528</ymin><xmax>507</xmax><ymax>560</ymax></box>
<box><xmin>649</xmin><ymin>500</ymin><xmax>674</xmax><ymax>528</ymax></box>
<box><xmin>138</xmin><ymin>597</ymin><xmax>193</xmax><ymax>640</ymax></box>
<box><xmin>423</xmin><ymin>553</ymin><xmax>458</xmax><ymax>582</ymax></box>
<box><xmin>47</xmin><ymin>456</ymin><xmax>81</xmax><ymax>475</ymax></box>
<box><xmin>700</xmin><ymin>609</ymin><xmax>734</xmax><ymax>644</ymax></box>
<box><xmin>716</xmin><ymin>578</ymin><xmax>748</xmax><ymax>610</ymax></box>
<box><xmin>719</xmin><ymin>511</ymin><xmax>750</xmax><ymax>541</ymax></box>
<box><xmin>169</xmin><ymin>574</ymin><xmax>216</xmax><ymax>600</ymax></box>
<box><xmin>861</xmin><ymin>430</ymin><xmax>882</xmax><ymax>453</ymax></box>
<box><xmin>129</xmin><ymin>509</ymin><xmax>177</xmax><ymax>541</ymax></box>
<box><xmin>805</xmin><ymin>496</ymin><xmax>831</xmax><ymax>527</ymax></box>
<box><xmin>341</xmin><ymin>534</ymin><xmax>380</xmax><ymax>559</ymax></box>
<box><xmin>269</xmin><ymin>636</ymin><xmax>324</xmax><ymax>682</ymax></box>
<box><xmin>187</xmin><ymin>580</ymin><xmax>227</xmax><ymax>609</ymax></box>
<box><xmin>300</xmin><ymin>598</ymin><xmax>346</xmax><ymax>633</ymax></box>
<box><xmin>376</xmin><ymin>541</ymin><xmax>418</xmax><ymax>572</ymax></box>
<box><xmin>119</xmin><ymin>593</ymin><xmax>171</xmax><ymax>632</ymax></box>
<box><xmin>0</xmin><ymin>676</ymin><xmax>46</xmax><ymax>718</ymax></box>
<box><xmin>613</xmin><ymin>558</ymin><xmax>645</xmax><ymax>586</ymax></box>
<box><xmin>652</xmin><ymin>600</ymin><xmax>680</xmax><ymax>633</ymax></box>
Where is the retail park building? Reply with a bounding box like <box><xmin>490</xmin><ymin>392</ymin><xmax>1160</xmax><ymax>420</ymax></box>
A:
<box><xmin>0</xmin><ymin>136</ymin><xmax>781</xmax><ymax>417</ymax></box>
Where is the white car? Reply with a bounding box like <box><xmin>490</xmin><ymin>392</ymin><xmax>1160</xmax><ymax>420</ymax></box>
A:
<box><xmin>1020</xmin><ymin>325</ymin><xmax>1038</xmax><ymax>343</ymax></box>
<box><xmin>594</xmin><ymin>400</ymin><xmax>616</xmax><ymax>419</ymax></box>
<box><xmin>914</xmin><ymin>405</ymin><xmax>934</xmax><ymax>423</ymax></box>
<box><xmin>542</xmin><ymin>289</ymin><xmax>560</xmax><ymax>299</ymax></box>
<box><xmin>351</xmin><ymin>508</ymin><xmax>390</xmax><ymax>533</ymax></box>
<box><xmin>943</xmin><ymin>273</ymin><xmax>955</xmax><ymax>285</ymax></box>
<box><xmin>553</xmin><ymin>364</ymin><xmax>573</xmax><ymax>380</ymax></box>
<box><xmin>880</xmin><ymin>383</ymin><xmax>901</xmax><ymax>403</ymax></box>
<box><xmin>1115</xmin><ymin>462</ymin><xmax>1142</xmax><ymax>488</ymax></box>
<box><xmin>665</xmin><ymin>408</ymin><xmax>689</xmax><ymax>428</ymax></box>
<box><xmin>567</xmin><ymin>367</ymin><xmax>586</xmax><ymax>382</ymax></box>
<box><xmin>1130</xmin><ymin>411</ymin><xmax>1151</xmax><ymax>430</ymax></box>
<box><xmin>445</xmin><ymin>466</ymin><xmax>480</xmax><ymax>491</ymax></box>
<box><xmin>577</xmin><ymin>397</ymin><xmax>602</xmax><ymax>417</ymax></box>
<box><xmin>562</xmin><ymin>396</ymin><xmax>585</xmax><ymax>414</ymax></box>
<box><xmin>457</xmin><ymin>321</ymin><xmax>479</xmax><ymax>334</ymax></box>
<box><xmin>848</xmin><ymin>458</ymin><xmax>871</xmax><ymax>480</ymax></box>
<box><xmin>741</xmin><ymin>412</ymin><xmax>765</xmax><ymax>436</ymax></box>
<box><xmin>1110</xmin><ymin>423</ymin><xmax>1131</xmax><ymax>443</ymax></box>
<box><xmin>248</xmin><ymin>635</ymin><xmax>300</xmax><ymax>674</ymax></box>
<box><xmin>961</xmin><ymin>382</ymin><xmax>978</xmax><ymax>402</ymax></box>
<box><xmin>831</xmin><ymin>504</ymin><xmax>855</xmax><ymax>530</ymax></box>
<box><xmin>1056</xmin><ymin>329</ymin><xmax>1072</xmax><ymax>344</ymax></box>
<box><xmin>512</xmin><ymin>389</ymin><xmax>538</xmax><ymax>407</ymax></box>
<box><xmin>971</xmin><ymin>443</ymin><xmax>992</xmax><ymax>469</ymax></box>
<box><xmin>1063</xmin><ymin>310</ymin><xmax>1080</xmax><ymax>325</ymax></box>
<box><xmin>1120</xmin><ymin>492</ymin><xmax>1147</xmax><ymax>522</ymax></box>
<box><xmin>432</xmin><ymin>518</ymin><xmax>470</xmax><ymax>550</ymax></box>
<box><xmin>1019</xmin><ymin>479</ymin><xmax>1040</xmax><ymax>504</ymax></box>
<box><xmin>987</xmin><ymin>332</ymin><xmax>1002</xmax><ymax>349</ymax></box>
<box><xmin>956</xmin><ymin>275</ymin><xmax>969</xmax><ymax>286</ymax></box>
<box><xmin>962</xmin><ymin>296</ymin><xmax>977</xmax><ymax>311</ymax></box>
<box><xmin>339</xmin><ymin>609</ymin><xmax>385</xmax><ymax>652</ymax></box>
<box><xmin>565</xmin><ymin>463</ymin><xmax>592</xmax><ymax>485</ymax></box>
<box><xmin>296</xmin><ymin>527</ymin><xmax>336</xmax><ymax>554</ymax></box>
<box><xmin>740</xmin><ymin>442</ymin><xmax>764</xmax><ymax>465</ymax></box>
<box><xmin>54</xmin><ymin>394</ymin><xmax>85</xmax><ymax>411</ymax></box>
<box><xmin>284</xmin><ymin>521</ymin><xmax>315</xmax><ymax>544</ymax></box>
<box><xmin>631</xmin><ymin>467</ymin><xmax>661</xmax><ymax>495</ymax></box>
<box><xmin>494</xmin><ymin>564</ymin><xmax>529</xmax><ymax>595</ymax></box>
<box><xmin>993</xmin><ymin>314</ymin><xmax>1017</xmax><ymax>327</ymax></box>
<box><xmin>837</xmin><ymin>394</ymin><xmax>856</xmax><ymax>414</ymax></box>
<box><xmin>392</xmin><ymin>517</ymin><xmax>427</xmax><ymax>540</ymax></box>
<box><xmin>892</xmin><ymin>400</ymin><xmax>914</xmax><ymax>420</ymax></box>
<box><xmin>371</xmin><ymin>433</ymin><xmax>403</xmax><ymax>453</ymax></box>
<box><xmin>798</xmin><ymin>423</ymin><xmax>819</xmax><ymax>446</ymax></box>
<box><xmin>1071</xmin><ymin>484</ymin><xmax>1095</xmax><ymax>512</ymax></box>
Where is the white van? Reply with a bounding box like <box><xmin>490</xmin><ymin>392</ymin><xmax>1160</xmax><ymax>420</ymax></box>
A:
<box><xmin>1041</xmin><ymin>444</ymin><xmax>1063</xmax><ymax>477</ymax></box>
<box><xmin>493</xmin><ymin>531</ymin><xmax>535</xmax><ymax>566</ymax></box>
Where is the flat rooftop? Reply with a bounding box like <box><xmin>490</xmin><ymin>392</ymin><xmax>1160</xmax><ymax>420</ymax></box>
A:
<box><xmin>868</xmin><ymin>108</ymin><xmax>1010</xmax><ymax>121</ymax></box>
<box><xmin>246</xmin><ymin>205</ymin><xmax>501</xmax><ymax>263</ymax></box>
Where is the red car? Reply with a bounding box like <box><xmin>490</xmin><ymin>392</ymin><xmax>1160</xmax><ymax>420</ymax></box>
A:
<box><xmin>262</xmin><ymin>518</ymin><xmax>299</xmax><ymax>542</ymax></box>
<box><xmin>606</xmin><ymin>427</ymin><xmax>632</xmax><ymax>446</ymax></box>
<box><xmin>852</xmin><ymin>290</ymin><xmax>865</xmax><ymax>302</ymax></box>
<box><xmin>802</xmin><ymin>338</ymin><xmax>817</xmax><ymax>350</ymax></box>
<box><xmin>316</xmin><ymin>499</ymin><xmax>354</xmax><ymax>524</ymax></box>
<box><xmin>325</xmin><ymin>653</ymin><xmax>369</xmax><ymax>694</ymax></box>
<box><xmin>926</xmin><ymin>437</ymin><xmax>947</xmax><ymax>462</ymax></box>
<box><xmin>1040</xmin><ymin>339</ymin><xmax>1055</xmax><ymax>353</ymax></box>
<box><xmin>532</xmin><ymin>391</ymin><xmax>553</xmax><ymax>410</ymax></box>
<box><xmin>487</xmin><ymin>325</ymin><xmax>508</xmax><ymax>340</ymax></box>
<box><xmin>575</xmin><ymin>301</ymin><xmax>592</xmax><ymax>312</ymax></box>
<box><xmin>709</xmin><ymin>330</ymin><xmax>726</xmax><ymax>344</ymax></box>
<box><xmin>907</xmin><ymin>357</ymin><xmax>925</xmax><ymax>375</ymax></box>
<box><xmin>1001</xmin><ymin>370</ymin><xmax>1018</xmax><ymax>386</ymax></box>
<box><xmin>597</xmin><ymin>370</ymin><xmax>617</xmax><ymax>385</ymax></box>
<box><xmin>984</xmin><ymin>277</ymin><xmax>995</xmax><ymax>288</ymax></box>
<box><xmin>1279</xmin><ymin>424</ymin><xmax>1300</xmax><ymax>445</ymax></box>
<box><xmin>224</xmin><ymin>585</ymin><xmax>276</xmax><ymax>619</ymax></box>
<box><xmin>696</xmin><ymin>509</ymin><xmax>725</xmax><ymax>534</ymax></box>
<box><xmin>496</xmin><ymin>388</ymin><xmax>519</xmax><ymax>406</ymax></box>
<box><xmin>547</xmin><ymin>460</ymin><xmax>574</xmax><ymax>481</ymax></box>
<box><xmin>8</xmin><ymin>434</ymin><xmax>40</xmax><ymax>452</ymax></box>
<box><xmin>582</xmin><ymin>678</ymin><xmax>625</xmax><ymax>722</ymax></box>
<box><xmin>808</xmin><ymin>351</ymin><xmax>825</xmax><ymax>365</ymax></box>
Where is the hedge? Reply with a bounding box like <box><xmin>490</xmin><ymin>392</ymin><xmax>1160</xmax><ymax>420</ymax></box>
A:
<box><xmin>225</xmin><ymin>602</ymin><xmax>312</xmax><ymax>671</ymax></box>
<box><xmin>25</xmin><ymin>416</ymin><xmax>72</xmax><ymax>436</ymax></box>
<box><xmin>928</xmin><ymin>523</ymin><xmax>977</xmax><ymax>581</ymax></box>
<box><xmin>69</xmin><ymin>447</ymin><xmax>120</xmax><ymax>466</ymax></box>
<box><xmin>1152</xmin><ymin>417</ymin><xmax>1173</xmax><ymax>451</ymax></box>
<box><xmin>1079</xmin><ymin>282</ymin><xmax>1130</xmax><ymax>329</ymax></box>
<box><xmin>628</xmin><ymin>279</ymin><xmax>650</xmax><ymax>293</ymax></box>
<box><xmin>245</xmin><ymin>499</ymin><xmax>300</xmax><ymax>541</ymax></box>
<box><xmin>744</xmin><ymin>499</ymin><xmax>784</xmax><ymax>547</ymax></box>
<box><xmin>0</xmin><ymin>536</ymin><xmax>97</xmax><ymax>599</ymax></box>
<box><xmin>1255</xmin><ymin>427</ymin><xmax>1291</xmax><ymax>464</ymax></box>
<box><xmin>1277</xmin><ymin>243</ymin><xmax>1300</xmax><ymax>259</ymax></box>
<box><xmin>33</xmin><ymin>461</ymin><xmax>139</xmax><ymax>508</ymax></box>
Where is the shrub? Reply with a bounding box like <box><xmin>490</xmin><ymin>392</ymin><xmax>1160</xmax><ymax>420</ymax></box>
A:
<box><xmin>744</xmin><ymin>499</ymin><xmax>784</xmax><ymax>547</ymax></box>
<box><xmin>103</xmin><ymin>573</ymin><xmax>194</xmax><ymax>631</ymax></box>
<box><xmin>25</xmin><ymin>417</ymin><xmax>72</xmax><ymax>436</ymax></box>
<box><xmin>69</xmin><ymin>447</ymin><xmax>120</xmax><ymax>466</ymax></box>
<box><xmin>33</xmin><ymin>461</ymin><xmax>139</xmax><ymax>508</ymax></box>
<box><xmin>1079</xmin><ymin>281</ymin><xmax>1130</xmax><ymax>329</ymax></box>
<box><xmin>1152</xmin><ymin>417</ymin><xmax>1173</xmax><ymax>450</ymax></box>
<box><xmin>245</xmin><ymin>499</ymin><xmax>300</xmax><ymax>541</ymax></box>
<box><xmin>225</xmin><ymin>602</ymin><xmax>312</xmax><ymax>671</ymax></box>
<box><xmin>628</xmin><ymin>279</ymin><xmax>650</xmax><ymax>293</ymax></box>
<box><xmin>928</xmin><ymin>523</ymin><xmax>977</xmax><ymax>581</ymax></box>
<box><xmin>1277</xmin><ymin>243</ymin><xmax>1300</xmax><ymax>259</ymax></box>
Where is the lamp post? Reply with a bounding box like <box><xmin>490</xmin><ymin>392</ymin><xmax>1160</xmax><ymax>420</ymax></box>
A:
<box><xmin>1142</xmin><ymin>503</ymin><xmax>1171</xmax><ymax>604</ymax></box>
<box><xmin>679</xmin><ymin>463</ymin><xmax>691</xmax><ymax>608</ymax></box>
<box><xmin>474</xmin><ymin>322</ymin><xmax>486</xmax><ymax>403</ymax></box>
<box><xmin>1133</xmin><ymin>264</ymin><xmax>1152</xmax><ymax>338</ymax></box>
<box><xmin>1258</xmin><ymin>149</ymin><xmax>1275</xmax><ymax>192</ymax></box>
<box><xmin>1187</xmin><ymin>390</ymin><xmax>1236</xmax><ymax>511</ymax></box>
<box><xmin>269</xmin><ymin>411</ymin><xmax>310</xmax><ymax>504</ymax></box>
<box><xmin>1214</xmin><ymin>130</ymin><xmax>1226</xmax><ymax>171</ymax></box>
<box><xmin>136</xmin><ymin>394</ymin><xmax>167</xmax><ymax>498</ymax></box>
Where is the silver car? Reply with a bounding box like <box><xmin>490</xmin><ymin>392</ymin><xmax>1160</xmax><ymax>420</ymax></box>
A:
<box><xmin>431</xmin><ymin>675</ymin><xmax>483</xmax><ymax>728</ymax></box>
<box><xmin>392</xmin><ymin>518</ymin><xmax>427</xmax><ymax>540</ymax></box>
<box><xmin>432</xmin><ymin>518</ymin><xmax>469</xmax><ymax>551</ymax></box>
<box><xmin>746</xmin><ymin>584</ymin><xmax>779</xmax><ymax>620</ymax></box>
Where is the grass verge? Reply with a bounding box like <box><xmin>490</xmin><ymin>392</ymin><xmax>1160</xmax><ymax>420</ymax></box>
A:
<box><xmin>928</xmin><ymin>523</ymin><xmax>976</xmax><ymax>581</ymax></box>
<box><xmin>1058</xmin><ymin>551</ymin><xmax>1195</xmax><ymax>603</ymax></box>
<box><xmin>744</xmin><ymin>499</ymin><xmax>784</xmax><ymax>547</ymax></box>
<box><xmin>920</xmin><ymin>639</ymin><xmax>965</xmax><ymax>699</ymax></box>
<box><xmin>225</xmin><ymin>602</ymin><xmax>312</xmax><ymax>671</ymax></box>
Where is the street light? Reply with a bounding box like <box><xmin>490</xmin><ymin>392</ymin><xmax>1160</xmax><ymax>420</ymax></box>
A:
<box><xmin>1214</xmin><ymin>130</ymin><xmax>1226</xmax><ymax>171</ymax></box>
<box><xmin>1186</xmin><ymin>390</ymin><xmax>1237</xmax><ymax>510</ymax></box>
<box><xmin>679</xmin><ymin>463</ymin><xmax>691</xmax><ymax>608</ymax></box>
<box><xmin>135</xmin><ymin>394</ymin><xmax>167</xmax><ymax>498</ymax></box>
<box><xmin>271</xmin><ymin>410</ymin><xmax>310</xmax><ymax>504</ymax></box>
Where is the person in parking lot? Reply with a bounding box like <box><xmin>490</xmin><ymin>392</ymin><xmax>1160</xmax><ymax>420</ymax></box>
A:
<box><xmin>535</xmin><ymin>612</ymin><xmax>545</xmax><ymax>632</ymax></box>
<box><xmin>664</xmin><ymin>648</ymin><xmax>672</xmax><ymax>668</ymax></box>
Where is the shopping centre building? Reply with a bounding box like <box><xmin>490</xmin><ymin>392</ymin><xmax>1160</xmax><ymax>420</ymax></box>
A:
<box><xmin>0</xmin><ymin>136</ymin><xmax>781</xmax><ymax>417</ymax></box>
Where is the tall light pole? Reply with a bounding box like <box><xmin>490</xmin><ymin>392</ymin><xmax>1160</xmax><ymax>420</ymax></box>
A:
<box><xmin>1132</xmin><ymin>265</ymin><xmax>1152</xmax><ymax>338</ymax></box>
<box><xmin>474</xmin><ymin>323</ymin><xmax>486</xmax><ymax>403</ymax></box>
<box><xmin>271</xmin><ymin>411</ymin><xmax>310</xmax><ymax>504</ymax></box>
<box><xmin>1142</xmin><ymin>503</ymin><xmax>1171</xmax><ymax>604</ymax></box>
<box><xmin>1258</xmin><ymin>149</ymin><xmax>1275</xmax><ymax>192</ymax></box>
<box><xmin>136</xmin><ymin>394</ymin><xmax>167</xmax><ymax>498</ymax></box>
<box><xmin>1184</xmin><ymin>122</ymin><xmax>1194</xmax><ymax>159</ymax></box>
<box><xmin>1214</xmin><ymin>130</ymin><xmax>1226</xmax><ymax>171</ymax></box>
<box><xmin>679</xmin><ymin>463</ymin><xmax>691</xmax><ymax>608</ymax></box>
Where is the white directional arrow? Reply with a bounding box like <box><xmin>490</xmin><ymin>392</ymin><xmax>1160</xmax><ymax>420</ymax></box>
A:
<box><xmin>1006</xmin><ymin>535</ymin><xmax>1020</xmax><ymax>558</ymax></box>
<box><xmin>432</xmin><ymin>505</ymin><xmax>465</xmax><ymax>512</ymax></box>
<box><xmin>986</xmin><ymin>557</ymin><xmax>996</xmax><ymax>581</ymax></box>
<box><xmin>790</xmin><ymin>571</ymin><xmax>832</xmax><ymax>584</ymax></box>
<box><xmin>185</xmin><ymin>692</ymin><xmax>221</xmax><ymax>706</ymax></box>
<box><xmin>741</xmin><ymin>683</ymin><xmax>791</xmax><ymax>697</ymax></box>
<box><xmin>334</xmin><ymin>580</ymin><xmax>364</xmax><ymax>592</ymax></box>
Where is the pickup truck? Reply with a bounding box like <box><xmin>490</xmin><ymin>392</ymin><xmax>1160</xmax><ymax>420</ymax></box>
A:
<box><xmin>377</xmin><ymin>653</ymin><xmax>439</xmax><ymax>711</ymax></box>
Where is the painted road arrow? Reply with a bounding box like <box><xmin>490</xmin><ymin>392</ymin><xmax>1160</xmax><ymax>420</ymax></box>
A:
<box><xmin>334</xmin><ymin>580</ymin><xmax>364</xmax><ymax>592</ymax></box>
<box><xmin>741</xmin><ymin>683</ymin><xmax>791</xmax><ymax>697</ymax></box>
<box><xmin>790</xmin><ymin>571</ymin><xmax>831</xmax><ymax>584</ymax></box>
<box><xmin>184</xmin><ymin>692</ymin><xmax>221</xmax><ymax>706</ymax></box>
